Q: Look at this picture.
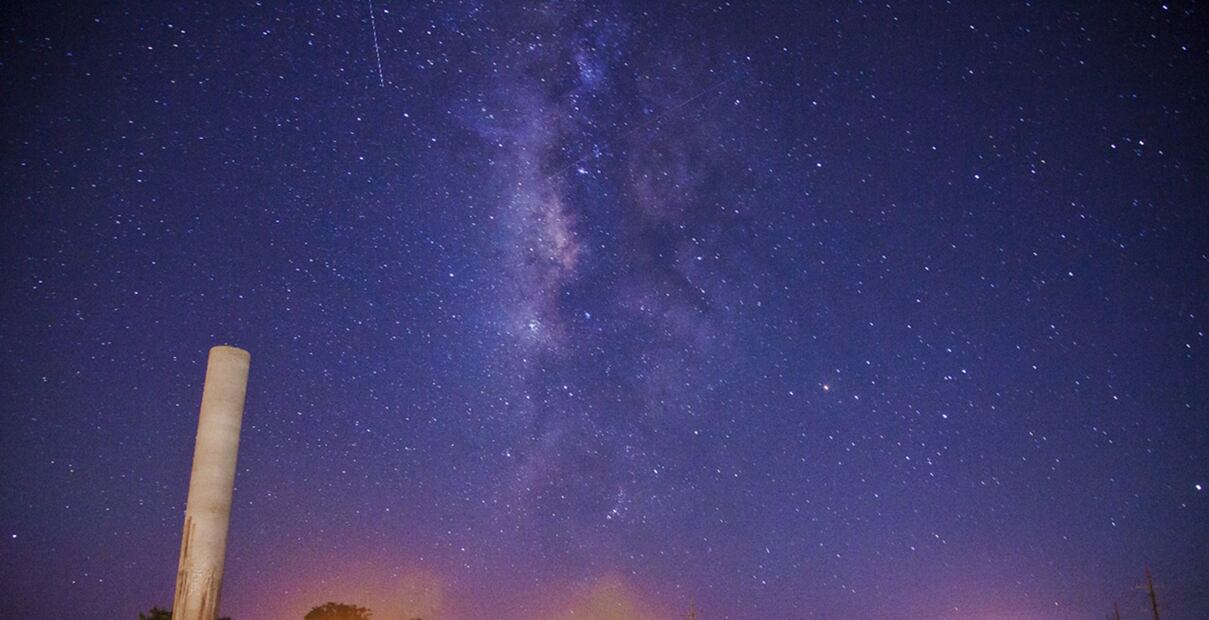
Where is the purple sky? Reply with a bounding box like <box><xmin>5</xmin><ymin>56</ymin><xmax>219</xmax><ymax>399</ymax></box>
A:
<box><xmin>2</xmin><ymin>2</ymin><xmax>1207</xmax><ymax>618</ymax></box>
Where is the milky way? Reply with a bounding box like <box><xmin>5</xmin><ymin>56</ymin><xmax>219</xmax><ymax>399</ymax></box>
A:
<box><xmin>2</xmin><ymin>2</ymin><xmax>1207</xmax><ymax>619</ymax></box>
<box><xmin>480</xmin><ymin>5</ymin><xmax>748</xmax><ymax>529</ymax></box>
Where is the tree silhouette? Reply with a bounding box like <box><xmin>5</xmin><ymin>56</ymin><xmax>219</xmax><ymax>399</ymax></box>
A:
<box><xmin>304</xmin><ymin>602</ymin><xmax>373</xmax><ymax>620</ymax></box>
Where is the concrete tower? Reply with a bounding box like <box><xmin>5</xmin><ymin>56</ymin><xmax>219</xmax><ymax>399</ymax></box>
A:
<box><xmin>173</xmin><ymin>345</ymin><xmax>250</xmax><ymax>620</ymax></box>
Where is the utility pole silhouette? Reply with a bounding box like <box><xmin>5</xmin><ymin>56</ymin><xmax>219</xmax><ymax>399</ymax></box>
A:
<box><xmin>1145</xmin><ymin>566</ymin><xmax>1160</xmax><ymax>620</ymax></box>
<box><xmin>1114</xmin><ymin>601</ymin><xmax>1122</xmax><ymax>620</ymax></box>
<box><xmin>685</xmin><ymin>599</ymin><xmax>700</xmax><ymax>620</ymax></box>
<box><xmin>1134</xmin><ymin>565</ymin><xmax>1161</xmax><ymax>620</ymax></box>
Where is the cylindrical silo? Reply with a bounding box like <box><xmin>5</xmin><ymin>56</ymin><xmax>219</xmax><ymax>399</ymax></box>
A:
<box><xmin>172</xmin><ymin>345</ymin><xmax>250</xmax><ymax>620</ymax></box>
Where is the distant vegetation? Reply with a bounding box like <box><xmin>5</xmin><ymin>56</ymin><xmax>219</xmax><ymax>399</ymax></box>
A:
<box><xmin>138</xmin><ymin>601</ymin><xmax>380</xmax><ymax>620</ymax></box>
<box><xmin>138</xmin><ymin>608</ymin><xmax>230</xmax><ymax>620</ymax></box>
<box><xmin>305</xmin><ymin>602</ymin><xmax>374</xmax><ymax>620</ymax></box>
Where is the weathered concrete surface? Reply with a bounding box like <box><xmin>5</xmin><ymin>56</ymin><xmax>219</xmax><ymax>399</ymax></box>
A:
<box><xmin>173</xmin><ymin>345</ymin><xmax>249</xmax><ymax>620</ymax></box>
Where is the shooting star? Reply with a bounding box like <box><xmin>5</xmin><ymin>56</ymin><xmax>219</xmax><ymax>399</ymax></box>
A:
<box><xmin>368</xmin><ymin>0</ymin><xmax>384</xmax><ymax>86</ymax></box>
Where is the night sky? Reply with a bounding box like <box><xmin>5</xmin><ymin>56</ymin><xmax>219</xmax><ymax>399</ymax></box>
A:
<box><xmin>2</xmin><ymin>1</ymin><xmax>1208</xmax><ymax>619</ymax></box>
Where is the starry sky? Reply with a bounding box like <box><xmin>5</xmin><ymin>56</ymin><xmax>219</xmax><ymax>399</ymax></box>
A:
<box><xmin>2</xmin><ymin>1</ymin><xmax>1208</xmax><ymax>619</ymax></box>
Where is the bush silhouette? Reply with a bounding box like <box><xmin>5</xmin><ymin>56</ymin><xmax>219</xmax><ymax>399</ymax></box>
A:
<box><xmin>139</xmin><ymin>608</ymin><xmax>230</xmax><ymax>620</ymax></box>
